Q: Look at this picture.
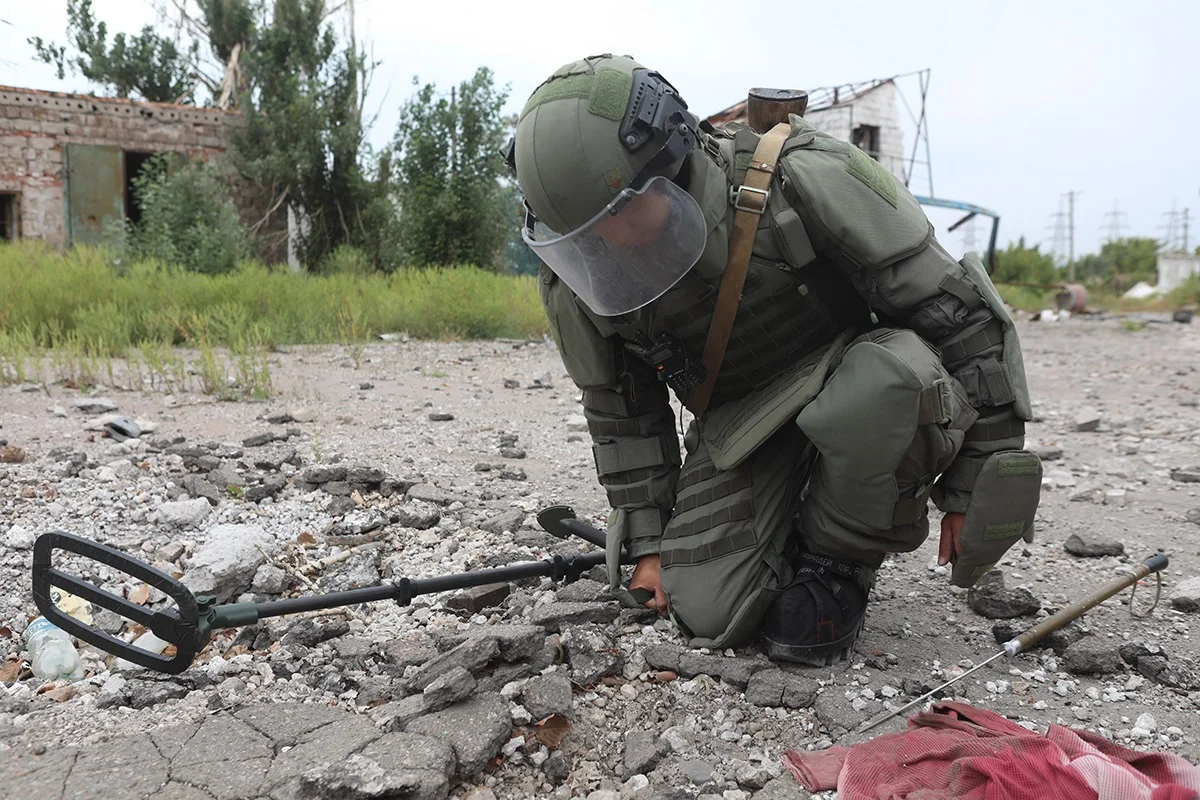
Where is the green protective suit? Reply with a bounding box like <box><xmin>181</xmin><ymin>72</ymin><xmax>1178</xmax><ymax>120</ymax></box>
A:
<box><xmin>540</xmin><ymin>114</ymin><xmax>1036</xmax><ymax>648</ymax></box>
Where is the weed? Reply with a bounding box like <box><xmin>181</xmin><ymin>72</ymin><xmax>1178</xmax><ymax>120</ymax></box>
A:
<box><xmin>1121</xmin><ymin>319</ymin><xmax>1146</xmax><ymax>332</ymax></box>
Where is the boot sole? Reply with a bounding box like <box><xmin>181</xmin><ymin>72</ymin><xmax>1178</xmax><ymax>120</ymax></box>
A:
<box><xmin>763</xmin><ymin>615</ymin><xmax>865</xmax><ymax>667</ymax></box>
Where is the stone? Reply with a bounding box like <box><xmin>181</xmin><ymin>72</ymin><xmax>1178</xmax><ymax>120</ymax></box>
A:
<box><xmin>124</xmin><ymin>679</ymin><xmax>190</xmax><ymax>709</ymax></box>
<box><xmin>1103</xmin><ymin>489</ymin><xmax>1128</xmax><ymax>507</ymax></box>
<box><xmin>744</xmin><ymin>669</ymin><xmax>820</xmax><ymax>709</ymax></box>
<box><xmin>281</xmin><ymin>618</ymin><xmax>351</xmax><ymax>649</ymax></box>
<box><xmin>1063</xmin><ymin>638</ymin><xmax>1124</xmax><ymax>675</ymax></box>
<box><xmin>481</xmin><ymin>508</ymin><xmax>526</xmax><ymax>535</ymax></box>
<box><xmin>499</xmin><ymin>467</ymin><xmax>528</xmax><ymax>481</ymax></box>
<box><xmin>181</xmin><ymin>524</ymin><xmax>274</xmax><ymax>601</ymax></box>
<box><xmin>290</xmin><ymin>407</ymin><xmax>317</xmax><ymax>423</ymax></box>
<box><xmin>520</xmin><ymin>672</ymin><xmax>574</xmax><ymax>720</ymax></box>
<box><xmin>528</xmin><ymin>601</ymin><xmax>620</xmax><ymax>633</ymax></box>
<box><xmin>967</xmin><ymin>571</ymin><xmax>1041</xmax><ymax>619</ymax></box>
<box><xmin>560</xmin><ymin>624</ymin><xmax>622</xmax><ymax>685</ymax></box>
<box><xmin>406</xmin><ymin>694</ymin><xmax>513</xmax><ymax>778</ymax></box>
<box><xmin>74</xmin><ymin>397</ymin><xmax>118</xmax><ymax>414</ymax></box>
<box><xmin>181</xmin><ymin>474</ymin><xmax>222</xmax><ymax>505</ymax></box>
<box><xmin>679</xmin><ymin>759</ymin><xmax>715</xmax><ymax>785</ymax></box>
<box><xmin>408</xmin><ymin>484</ymin><xmax>452</xmax><ymax>505</ymax></box>
<box><xmin>1064</xmin><ymin>532</ymin><xmax>1125</xmax><ymax>558</ymax></box>
<box><xmin>1169</xmin><ymin>576</ymin><xmax>1200</xmax><ymax>613</ymax></box>
<box><xmin>1074</xmin><ymin>408</ymin><xmax>1101</xmax><ymax>432</ymax></box>
<box><xmin>428</xmin><ymin>412</ymin><xmax>455</xmax><ymax>422</ymax></box>
<box><xmin>408</xmin><ymin>636</ymin><xmax>500</xmax><ymax>692</ymax></box>
<box><xmin>244</xmin><ymin>476</ymin><xmax>286</xmax><ymax>504</ymax></box>
<box><xmin>1169</xmin><ymin>469</ymin><xmax>1200</xmax><ymax>483</ymax></box>
<box><xmin>623</xmin><ymin>730</ymin><xmax>667</xmax><ymax>776</ymax></box>
<box><xmin>1029</xmin><ymin>446</ymin><xmax>1063</xmax><ymax>461</ymax></box>
<box><xmin>1186</xmin><ymin>508</ymin><xmax>1200</xmax><ymax>526</ymax></box>
<box><xmin>251</xmin><ymin>564</ymin><xmax>287</xmax><ymax>594</ymax></box>
<box><xmin>318</xmin><ymin>548</ymin><xmax>382</xmax><ymax>593</ymax></box>
<box><xmin>370</xmin><ymin>695</ymin><xmax>428</xmax><ymax>733</ymax></box>
<box><xmin>208</xmin><ymin>463</ymin><xmax>245</xmax><ymax>488</ymax></box>
<box><xmin>158</xmin><ymin>497</ymin><xmax>213</xmax><ymax>528</ymax></box>
<box><xmin>4</xmin><ymin>524</ymin><xmax>35</xmax><ymax>550</ymax></box>
<box><xmin>479</xmin><ymin>625</ymin><xmax>547</xmax><ymax>663</ymax></box>
<box><xmin>446</xmin><ymin>583</ymin><xmax>511</xmax><ymax>613</ymax></box>
<box><xmin>303</xmin><ymin>465</ymin><xmax>347</xmax><ymax>484</ymax></box>
<box><xmin>242</xmin><ymin>432</ymin><xmax>279</xmax><ymax>448</ymax></box>
<box><xmin>566</xmin><ymin>415</ymin><xmax>589</xmax><ymax>432</ymax></box>
<box><xmin>393</xmin><ymin>501</ymin><xmax>441</xmax><ymax>530</ymax></box>
<box><xmin>329</xmin><ymin>509</ymin><xmax>389</xmax><ymax>536</ymax></box>
<box><xmin>676</xmin><ymin>652</ymin><xmax>767</xmax><ymax>689</ymax></box>
<box><xmin>343</xmin><ymin>466</ymin><xmax>385</xmax><ymax>485</ymax></box>
<box><xmin>643</xmin><ymin>643</ymin><xmax>685</xmax><ymax>672</ymax></box>
<box><xmin>754</xmin><ymin>774</ymin><xmax>813</xmax><ymax>799</ymax></box>
<box><xmin>381</xmin><ymin>635</ymin><xmax>439</xmax><ymax>669</ymax></box>
<box><xmin>542</xmin><ymin>751</ymin><xmax>571</xmax><ymax>784</ymax></box>
<box><xmin>554</xmin><ymin>579</ymin><xmax>610</xmax><ymax>603</ymax></box>
<box><xmin>499</xmin><ymin>447</ymin><xmax>526</xmax><ymax>459</ymax></box>
<box><xmin>423</xmin><ymin>666</ymin><xmax>476</xmax><ymax>712</ymax></box>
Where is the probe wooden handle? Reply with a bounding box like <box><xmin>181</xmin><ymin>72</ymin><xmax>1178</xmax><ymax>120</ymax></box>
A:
<box><xmin>1005</xmin><ymin>552</ymin><xmax>1168</xmax><ymax>655</ymax></box>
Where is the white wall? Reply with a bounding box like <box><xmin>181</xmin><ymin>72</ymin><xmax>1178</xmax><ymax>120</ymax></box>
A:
<box><xmin>1157</xmin><ymin>253</ymin><xmax>1200</xmax><ymax>292</ymax></box>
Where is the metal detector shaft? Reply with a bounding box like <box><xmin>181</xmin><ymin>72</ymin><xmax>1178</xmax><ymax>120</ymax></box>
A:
<box><xmin>33</xmin><ymin>513</ymin><xmax>626</xmax><ymax>675</ymax></box>
<box><xmin>855</xmin><ymin>551</ymin><xmax>1169</xmax><ymax>735</ymax></box>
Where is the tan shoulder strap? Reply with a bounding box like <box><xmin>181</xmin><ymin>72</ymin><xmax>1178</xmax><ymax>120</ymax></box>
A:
<box><xmin>688</xmin><ymin>122</ymin><xmax>791</xmax><ymax>417</ymax></box>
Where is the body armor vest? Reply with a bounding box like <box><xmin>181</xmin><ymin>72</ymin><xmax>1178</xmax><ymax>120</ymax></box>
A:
<box><xmin>621</xmin><ymin>126</ymin><xmax>868</xmax><ymax>409</ymax></box>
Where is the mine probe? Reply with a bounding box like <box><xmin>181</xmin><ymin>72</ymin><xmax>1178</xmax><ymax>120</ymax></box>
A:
<box><xmin>30</xmin><ymin>505</ymin><xmax>644</xmax><ymax>675</ymax></box>
<box><xmin>854</xmin><ymin>551</ymin><xmax>1169</xmax><ymax>735</ymax></box>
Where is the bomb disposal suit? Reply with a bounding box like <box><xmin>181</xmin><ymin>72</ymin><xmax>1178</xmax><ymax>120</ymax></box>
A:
<box><xmin>509</xmin><ymin>55</ymin><xmax>1042</xmax><ymax>665</ymax></box>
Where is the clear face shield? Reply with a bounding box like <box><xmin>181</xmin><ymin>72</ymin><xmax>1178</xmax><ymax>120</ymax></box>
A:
<box><xmin>522</xmin><ymin>175</ymin><xmax>707</xmax><ymax>317</ymax></box>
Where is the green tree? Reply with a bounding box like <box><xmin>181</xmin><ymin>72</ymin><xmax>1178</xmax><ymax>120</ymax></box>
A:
<box><xmin>29</xmin><ymin>0</ymin><xmax>197</xmax><ymax>103</ymax></box>
<box><xmin>1099</xmin><ymin>237</ymin><xmax>1159</xmax><ymax>289</ymax></box>
<box><xmin>231</xmin><ymin>0</ymin><xmax>389</xmax><ymax>268</ymax></box>
<box><xmin>990</xmin><ymin>238</ymin><xmax>1060</xmax><ymax>285</ymax></box>
<box><xmin>129</xmin><ymin>155</ymin><xmax>251</xmax><ymax>273</ymax></box>
<box><xmin>393</xmin><ymin>68</ymin><xmax>510</xmax><ymax>268</ymax></box>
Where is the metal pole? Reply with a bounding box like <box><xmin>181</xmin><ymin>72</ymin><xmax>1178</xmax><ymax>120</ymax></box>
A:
<box><xmin>1063</xmin><ymin>190</ymin><xmax>1082</xmax><ymax>280</ymax></box>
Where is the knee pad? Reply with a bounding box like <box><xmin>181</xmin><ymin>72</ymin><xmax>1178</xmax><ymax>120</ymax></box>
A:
<box><xmin>951</xmin><ymin>450</ymin><xmax>1042</xmax><ymax>587</ymax></box>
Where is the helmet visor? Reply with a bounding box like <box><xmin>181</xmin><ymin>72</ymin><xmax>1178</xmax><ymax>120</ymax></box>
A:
<box><xmin>523</xmin><ymin>176</ymin><xmax>706</xmax><ymax>317</ymax></box>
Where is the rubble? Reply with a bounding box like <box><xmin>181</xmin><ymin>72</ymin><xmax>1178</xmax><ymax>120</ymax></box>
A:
<box><xmin>2</xmin><ymin>323</ymin><xmax>1199</xmax><ymax>799</ymax></box>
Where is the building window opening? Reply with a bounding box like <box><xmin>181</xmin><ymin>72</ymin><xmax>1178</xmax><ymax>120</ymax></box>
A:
<box><xmin>0</xmin><ymin>193</ymin><xmax>18</xmax><ymax>241</ymax></box>
<box><xmin>852</xmin><ymin>125</ymin><xmax>881</xmax><ymax>160</ymax></box>
<box><xmin>123</xmin><ymin>151</ymin><xmax>157</xmax><ymax>226</ymax></box>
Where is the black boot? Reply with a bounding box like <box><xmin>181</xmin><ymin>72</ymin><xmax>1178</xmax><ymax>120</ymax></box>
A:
<box><xmin>763</xmin><ymin>552</ymin><xmax>869</xmax><ymax>667</ymax></box>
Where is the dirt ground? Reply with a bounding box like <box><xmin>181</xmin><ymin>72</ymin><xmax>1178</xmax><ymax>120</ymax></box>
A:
<box><xmin>1</xmin><ymin>311</ymin><xmax>1198</xmax><ymax>798</ymax></box>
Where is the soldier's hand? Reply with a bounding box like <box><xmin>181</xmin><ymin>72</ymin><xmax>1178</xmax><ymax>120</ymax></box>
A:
<box><xmin>630</xmin><ymin>554</ymin><xmax>669</xmax><ymax>617</ymax></box>
<box><xmin>937</xmin><ymin>512</ymin><xmax>966</xmax><ymax>566</ymax></box>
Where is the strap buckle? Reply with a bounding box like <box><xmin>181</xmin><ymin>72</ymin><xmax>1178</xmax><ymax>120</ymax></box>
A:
<box><xmin>729</xmin><ymin>184</ymin><xmax>769</xmax><ymax>214</ymax></box>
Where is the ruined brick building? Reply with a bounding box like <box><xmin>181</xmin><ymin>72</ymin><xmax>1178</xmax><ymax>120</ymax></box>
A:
<box><xmin>0</xmin><ymin>85</ymin><xmax>278</xmax><ymax>252</ymax></box>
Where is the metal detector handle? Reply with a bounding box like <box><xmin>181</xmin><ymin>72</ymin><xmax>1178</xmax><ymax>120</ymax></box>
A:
<box><xmin>1004</xmin><ymin>552</ymin><xmax>1169</xmax><ymax>656</ymax></box>
<box><xmin>32</xmin><ymin>532</ymin><xmax>204</xmax><ymax>674</ymax></box>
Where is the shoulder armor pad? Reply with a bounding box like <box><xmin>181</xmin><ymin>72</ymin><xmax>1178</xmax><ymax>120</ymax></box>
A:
<box><xmin>778</xmin><ymin>131</ymin><xmax>931</xmax><ymax>270</ymax></box>
<box><xmin>539</xmin><ymin>268</ymin><xmax>621</xmax><ymax>390</ymax></box>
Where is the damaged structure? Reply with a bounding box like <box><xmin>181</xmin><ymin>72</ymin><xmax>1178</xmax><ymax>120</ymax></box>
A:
<box><xmin>0</xmin><ymin>85</ymin><xmax>278</xmax><ymax>251</ymax></box>
<box><xmin>707</xmin><ymin>72</ymin><xmax>1004</xmax><ymax>269</ymax></box>
<box><xmin>707</xmin><ymin>76</ymin><xmax>910</xmax><ymax>181</ymax></box>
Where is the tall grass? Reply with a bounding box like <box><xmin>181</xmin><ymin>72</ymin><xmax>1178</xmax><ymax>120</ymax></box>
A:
<box><xmin>0</xmin><ymin>242</ymin><xmax>547</xmax><ymax>348</ymax></box>
<box><xmin>0</xmin><ymin>241</ymin><xmax>548</xmax><ymax>394</ymax></box>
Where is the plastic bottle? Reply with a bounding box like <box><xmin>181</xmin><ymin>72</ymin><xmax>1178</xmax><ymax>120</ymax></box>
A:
<box><xmin>23</xmin><ymin>616</ymin><xmax>84</xmax><ymax>681</ymax></box>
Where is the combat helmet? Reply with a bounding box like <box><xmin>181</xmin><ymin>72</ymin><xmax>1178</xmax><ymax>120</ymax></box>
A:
<box><xmin>506</xmin><ymin>55</ymin><xmax>708</xmax><ymax>316</ymax></box>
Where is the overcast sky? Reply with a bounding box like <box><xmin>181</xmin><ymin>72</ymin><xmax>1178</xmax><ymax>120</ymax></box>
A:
<box><xmin>3</xmin><ymin>0</ymin><xmax>1198</xmax><ymax>261</ymax></box>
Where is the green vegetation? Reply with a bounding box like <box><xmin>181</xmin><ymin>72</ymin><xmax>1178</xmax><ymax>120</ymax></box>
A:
<box><xmin>393</xmin><ymin>68</ymin><xmax>511</xmax><ymax>268</ymax></box>
<box><xmin>126</xmin><ymin>156</ymin><xmax>252</xmax><ymax>274</ymax></box>
<box><xmin>0</xmin><ymin>242</ymin><xmax>547</xmax><ymax>394</ymax></box>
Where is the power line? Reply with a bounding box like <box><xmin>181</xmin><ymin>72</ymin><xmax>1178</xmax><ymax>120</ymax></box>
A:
<box><xmin>1101</xmin><ymin>201</ymin><xmax>1128</xmax><ymax>244</ymax></box>
<box><xmin>1161</xmin><ymin>201</ymin><xmax>1180</xmax><ymax>252</ymax></box>
<box><xmin>1047</xmin><ymin>197</ymin><xmax>1068</xmax><ymax>267</ymax></box>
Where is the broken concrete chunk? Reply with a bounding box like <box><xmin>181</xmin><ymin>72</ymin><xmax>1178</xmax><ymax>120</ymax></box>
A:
<box><xmin>967</xmin><ymin>571</ymin><xmax>1041</xmax><ymax>619</ymax></box>
<box><xmin>1074</xmin><ymin>408</ymin><xmax>1102</xmax><ymax>432</ymax></box>
<box><xmin>744</xmin><ymin>669</ymin><xmax>819</xmax><ymax>709</ymax></box>
<box><xmin>406</xmin><ymin>694</ymin><xmax>512</xmax><ymax>778</ymax></box>
<box><xmin>1169</xmin><ymin>576</ymin><xmax>1200</xmax><ymax>613</ymax></box>
<box><xmin>1064</xmin><ymin>532</ymin><xmax>1125</xmax><ymax>558</ymax></box>
<box><xmin>1063</xmin><ymin>637</ymin><xmax>1124</xmax><ymax>675</ymax></box>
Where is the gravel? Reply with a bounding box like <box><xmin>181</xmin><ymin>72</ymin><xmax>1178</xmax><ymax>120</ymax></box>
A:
<box><xmin>1</xmin><ymin>320</ymin><xmax>1199</xmax><ymax>798</ymax></box>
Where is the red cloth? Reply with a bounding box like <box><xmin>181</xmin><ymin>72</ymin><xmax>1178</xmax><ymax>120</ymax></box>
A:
<box><xmin>784</xmin><ymin>702</ymin><xmax>1200</xmax><ymax>800</ymax></box>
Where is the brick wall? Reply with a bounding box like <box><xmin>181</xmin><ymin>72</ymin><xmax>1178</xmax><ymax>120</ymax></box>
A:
<box><xmin>807</xmin><ymin>83</ymin><xmax>907</xmax><ymax>181</ymax></box>
<box><xmin>0</xmin><ymin>85</ymin><xmax>280</xmax><ymax>252</ymax></box>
